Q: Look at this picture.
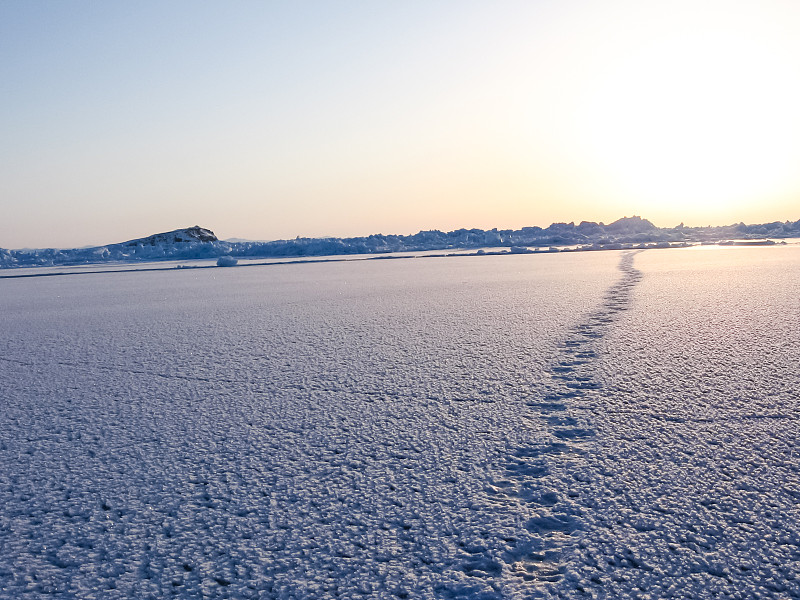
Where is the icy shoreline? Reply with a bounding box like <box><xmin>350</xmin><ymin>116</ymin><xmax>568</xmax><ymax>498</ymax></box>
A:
<box><xmin>1</xmin><ymin>238</ymin><xmax>795</xmax><ymax>280</ymax></box>
<box><xmin>2</xmin><ymin>216</ymin><xmax>798</xmax><ymax>271</ymax></box>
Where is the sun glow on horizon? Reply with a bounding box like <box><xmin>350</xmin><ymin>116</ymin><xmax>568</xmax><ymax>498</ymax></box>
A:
<box><xmin>567</xmin><ymin>5</ymin><xmax>800</xmax><ymax>223</ymax></box>
<box><xmin>3</xmin><ymin>1</ymin><xmax>800</xmax><ymax>248</ymax></box>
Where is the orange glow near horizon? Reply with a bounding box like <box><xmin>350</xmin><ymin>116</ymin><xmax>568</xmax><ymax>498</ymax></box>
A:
<box><xmin>2</xmin><ymin>1</ymin><xmax>800</xmax><ymax>248</ymax></box>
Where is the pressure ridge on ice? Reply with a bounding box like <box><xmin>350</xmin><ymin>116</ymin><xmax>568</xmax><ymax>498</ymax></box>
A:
<box><xmin>1</xmin><ymin>216</ymin><xmax>799</xmax><ymax>269</ymax></box>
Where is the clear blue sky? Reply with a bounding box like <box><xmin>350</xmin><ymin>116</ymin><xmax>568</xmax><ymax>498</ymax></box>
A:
<box><xmin>3</xmin><ymin>1</ymin><xmax>800</xmax><ymax>248</ymax></box>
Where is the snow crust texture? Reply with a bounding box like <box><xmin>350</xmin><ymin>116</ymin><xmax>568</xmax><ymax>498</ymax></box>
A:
<box><xmin>566</xmin><ymin>247</ymin><xmax>800</xmax><ymax>599</ymax></box>
<box><xmin>1</xmin><ymin>247</ymin><xmax>798</xmax><ymax>599</ymax></box>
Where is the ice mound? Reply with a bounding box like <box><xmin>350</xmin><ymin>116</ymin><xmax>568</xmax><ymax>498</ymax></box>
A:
<box><xmin>216</xmin><ymin>256</ymin><xmax>238</xmax><ymax>267</ymax></box>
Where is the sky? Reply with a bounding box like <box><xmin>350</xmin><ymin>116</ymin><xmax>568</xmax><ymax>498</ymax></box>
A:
<box><xmin>2</xmin><ymin>0</ymin><xmax>800</xmax><ymax>249</ymax></box>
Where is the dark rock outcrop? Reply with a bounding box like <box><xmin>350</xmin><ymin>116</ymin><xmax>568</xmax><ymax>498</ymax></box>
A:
<box><xmin>124</xmin><ymin>226</ymin><xmax>217</xmax><ymax>247</ymax></box>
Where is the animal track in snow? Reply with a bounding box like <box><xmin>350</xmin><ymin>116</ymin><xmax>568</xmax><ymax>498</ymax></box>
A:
<box><xmin>494</xmin><ymin>251</ymin><xmax>644</xmax><ymax>590</ymax></box>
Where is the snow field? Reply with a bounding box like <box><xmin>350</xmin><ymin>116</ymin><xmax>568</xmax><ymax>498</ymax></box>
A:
<box><xmin>1</xmin><ymin>254</ymin><xmax>615</xmax><ymax>599</ymax></box>
<box><xmin>2</xmin><ymin>246</ymin><xmax>798</xmax><ymax>598</ymax></box>
<box><xmin>563</xmin><ymin>246</ymin><xmax>800</xmax><ymax>599</ymax></box>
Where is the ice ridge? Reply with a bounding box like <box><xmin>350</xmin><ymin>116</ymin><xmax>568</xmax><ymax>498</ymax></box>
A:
<box><xmin>1</xmin><ymin>217</ymin><xmax>798</xmax><ymax>269</ymax></box>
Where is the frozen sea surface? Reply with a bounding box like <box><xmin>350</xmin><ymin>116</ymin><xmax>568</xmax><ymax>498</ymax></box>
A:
<box><xmin>0</xmin><ymin>248</ymin><xmax>798</xmax><ymax>599</ymax></box>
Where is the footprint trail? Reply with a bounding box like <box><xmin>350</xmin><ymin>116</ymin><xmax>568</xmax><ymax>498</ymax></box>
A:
<box><xmin>490</xmin><ymin>250</ymin><xmax>644</xmax><ymax>593</ymax></box>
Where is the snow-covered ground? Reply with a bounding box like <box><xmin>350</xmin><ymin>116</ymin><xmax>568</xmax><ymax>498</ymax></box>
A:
<box><xmin>0</xmin><ymin>247</ymin><xmax>797</xmax><ymax>599</ymax></box>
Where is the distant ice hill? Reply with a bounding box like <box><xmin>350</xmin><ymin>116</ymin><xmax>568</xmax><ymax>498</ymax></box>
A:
<box><xmin>1</xmin><ymin>216</ymin><xmax>799</xmax><ymax>269</ymax></box>
<box><xmin>121</xmin><ymin>226</ymin><xmax>217</xmax><ymax>246</ymax></box>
